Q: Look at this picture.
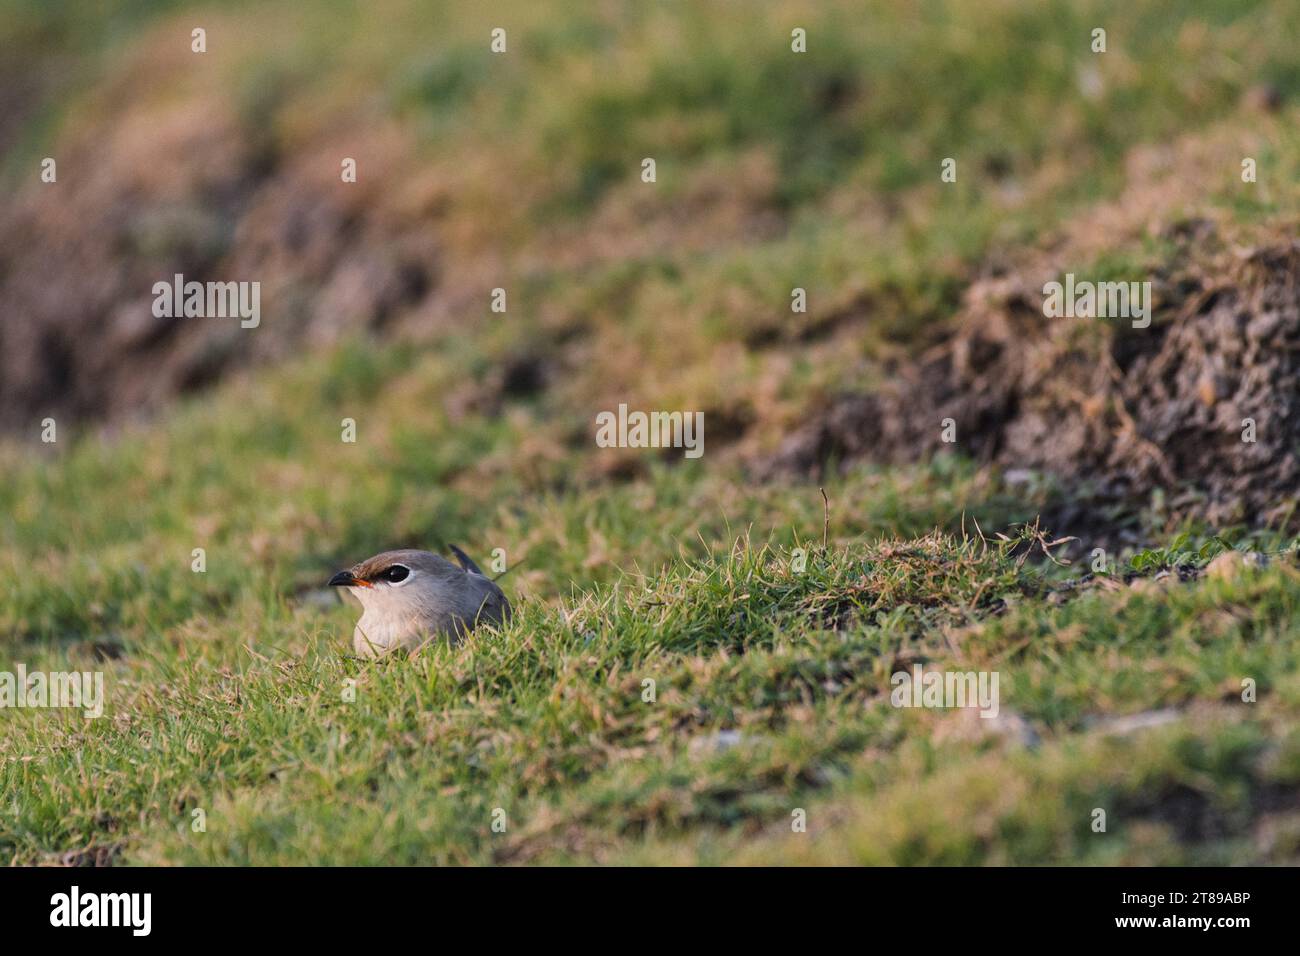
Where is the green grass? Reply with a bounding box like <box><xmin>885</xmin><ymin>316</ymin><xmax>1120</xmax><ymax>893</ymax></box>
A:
<box><xmin>1</xmin><ymin>337</ymin><xmax>1297</xmax><ymax>866</ymax></box>
<box><xmin>4</xmin><ymin>474</ymin><xmax>1298</xmax><ymax>864</ymax></box>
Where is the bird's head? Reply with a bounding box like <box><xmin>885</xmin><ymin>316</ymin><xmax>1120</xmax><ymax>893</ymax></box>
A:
<box><xmin>328</xmin><ymin>549</ymin><xmax>443</xmax><ymax>611</ymax></box>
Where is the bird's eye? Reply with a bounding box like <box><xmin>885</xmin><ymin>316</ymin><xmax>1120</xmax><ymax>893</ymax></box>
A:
<box><xmin>381</xmin><ymin>565</ymin><xmax>410</xmax><ymax>583</ymax></box>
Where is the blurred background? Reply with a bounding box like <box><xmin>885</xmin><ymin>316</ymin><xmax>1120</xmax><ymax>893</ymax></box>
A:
<box><xmin>3</xmin><ymin>2</ymin><xmax>1297</xmax><ymax>539</ymax></box>
<box><xmin>3</xmin><ymin>0</ymin><xmax>1298</xmax><ymax>488</ymax></box>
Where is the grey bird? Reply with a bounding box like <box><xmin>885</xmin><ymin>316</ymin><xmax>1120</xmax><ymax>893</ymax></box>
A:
<box><xmin>327</xmin><ymin>546</ymin><xmax>510</xmax><ymax>657</ymax></box>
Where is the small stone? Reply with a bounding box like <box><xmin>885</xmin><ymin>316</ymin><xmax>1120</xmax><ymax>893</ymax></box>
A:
<box><xmin>934</xmin><ymin>707</ymin><xmax>1039</xmax><ymax>749</ymax></box>
<box><xmin>690</xmin><ymin>729</ymin><xmax>745</xmax><ymax>754</ymax></box>
<box><xmin>1090</xmin><ymin>708</ymin><xmax>1180</xmax><ymax>736</ymax></box>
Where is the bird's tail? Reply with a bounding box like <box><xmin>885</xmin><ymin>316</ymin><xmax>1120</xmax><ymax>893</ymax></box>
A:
<box><xmin>448</xmin><ymin>544</ymin><xmax>485</xmax><ymax>576</ymax></box>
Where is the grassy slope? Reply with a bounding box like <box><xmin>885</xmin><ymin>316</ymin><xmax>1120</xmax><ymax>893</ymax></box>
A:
<box><xmin>3</xmin><ymin>0</ymin><xmax>1300</xmax><ymax>864</ymax></box>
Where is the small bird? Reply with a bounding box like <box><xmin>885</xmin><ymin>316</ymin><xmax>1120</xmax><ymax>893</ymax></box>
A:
<box><xmin>327</xmin><ymin>546</ymin><xmax>510</xmax><ymax>657</ymax></box>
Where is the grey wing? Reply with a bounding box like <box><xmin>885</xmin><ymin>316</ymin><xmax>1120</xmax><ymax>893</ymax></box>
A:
<box><xmin>459</xmin><ymin>572</ymin><xmax>511</xmax><ymax>628</ymax></box>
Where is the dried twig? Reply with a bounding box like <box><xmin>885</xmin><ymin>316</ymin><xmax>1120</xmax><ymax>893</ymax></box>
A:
<box><xmin>820</xmin><ymin>487</ymin><xmax>830</xmax><ymax>551</ymax></box>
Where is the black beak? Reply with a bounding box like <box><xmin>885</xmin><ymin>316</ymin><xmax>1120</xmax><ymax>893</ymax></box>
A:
<box><xmin>328</xmin><ymin>570</ymin><xmax>357</xmax><ymax>587</ymax></box>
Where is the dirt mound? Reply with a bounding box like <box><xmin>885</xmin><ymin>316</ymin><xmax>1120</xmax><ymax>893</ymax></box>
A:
<box><xmin>768</xmin><ymin>227</ymin><xmax>1300</xmax><ymax>529</ymax></box>
<box><xmin>0</xmin><ymin>40</ymin><xmax>441</xmax><ymax>432</ymax></box>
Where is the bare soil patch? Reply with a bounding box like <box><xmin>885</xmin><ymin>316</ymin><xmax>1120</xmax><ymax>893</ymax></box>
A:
<box><xmin>767</xmin><ymin>225</ymin><xmax>1300</xmax><ymax>532</ymax></box>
